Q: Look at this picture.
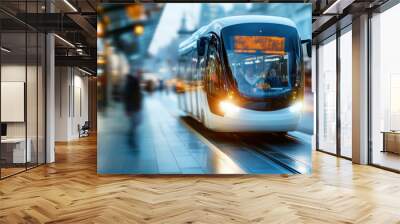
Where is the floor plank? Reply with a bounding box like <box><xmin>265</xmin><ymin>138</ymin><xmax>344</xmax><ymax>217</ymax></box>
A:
<box><xmin>1</xmin><ymin>135</ymin><xmax>400</xmax><ymax>223</ymax></box>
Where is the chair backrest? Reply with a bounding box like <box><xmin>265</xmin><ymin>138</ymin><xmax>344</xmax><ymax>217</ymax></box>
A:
<box><xmin>82</xmin><ymin>121</ymin><xmax>90</xmax><ymax>129</ymax></box>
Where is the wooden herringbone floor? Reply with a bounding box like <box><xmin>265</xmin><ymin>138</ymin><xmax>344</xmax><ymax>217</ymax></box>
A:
<box><xmin>1</xmin><ymin>135</ymin><xmax>400</xmax><ymax>223</ymax></box>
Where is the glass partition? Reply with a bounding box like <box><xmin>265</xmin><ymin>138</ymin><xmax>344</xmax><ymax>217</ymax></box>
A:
<box><xmin>0</xmin><ymin>15</ymin><xmax>28</xmax><ymax>177</ymax></box>
<box><xmin>339</xmin><ymin>28</ymin><xmax>352</xmax><ymax>158</ymax></box>
<box><xmin>371</xmin><ymin>4</ymin><xmax>400</xmax><ymax>171</ymax></box>
<box><xmin>38</xmin><ymin>31</ymin><xmax>45</xmax><ymax>165</ymax></box>
<box><xmin>0</xmin><ymin>0</ymin><xmax>46</xmax><ymax>179</ymax></box>
<box><xmin>317</xmin><ymin>35</ymin><xmax>337</xmax><ymax>154</ymax></box>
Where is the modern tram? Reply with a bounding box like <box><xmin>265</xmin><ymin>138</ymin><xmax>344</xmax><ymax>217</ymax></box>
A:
<box><xmin>177</xmin><ymin>15</ymin><xmax>311</xmax><ymax>132</ymax></box>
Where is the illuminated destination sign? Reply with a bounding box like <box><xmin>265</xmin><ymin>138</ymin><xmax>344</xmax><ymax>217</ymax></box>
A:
<box><xmin>234</xmin><ymin>36</ymin><xmax>285</xmax><ymax>55</ymax></box>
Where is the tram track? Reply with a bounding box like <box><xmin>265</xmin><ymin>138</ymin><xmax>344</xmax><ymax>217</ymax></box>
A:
<box><xmin>181</xmin><ymin>116</ymin><xmax>310</xmax><ymax>174</ymax></box>
<box><xmin>233</xmin><ymin>133</ymin><xmax>309</xmax><ymax>174</ymax></box>
<box><xmin>159</xmin><ymin>93</ymin><xmax>311</xmax><ymax>174</ymax></box>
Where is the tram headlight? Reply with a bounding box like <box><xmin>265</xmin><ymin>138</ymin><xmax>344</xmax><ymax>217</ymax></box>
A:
<box><xmin>219</xmin><ymin>100</ymin><xmax>239</xmax><ymax>115</ymax></box>
<box><xmin>289</xmin><ymin>102</ymin><xmax>303</xmax><ymax>113</ymax></box>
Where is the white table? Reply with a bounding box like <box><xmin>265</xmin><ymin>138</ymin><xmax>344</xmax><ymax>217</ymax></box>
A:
<box><xmin>1</xmin><ymin>138</ymin><xmax>31</xmax><ymax>163</ymax></box>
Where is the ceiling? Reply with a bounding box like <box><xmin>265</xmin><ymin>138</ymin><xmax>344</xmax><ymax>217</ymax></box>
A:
<box><xmin>0</xmin><ymin>0</ymin><xmax>97</xmax><ymax>73</ymax></box>
<box><xmin>311</xmin><ymin>0</ymin><xmax>390</xmax><ymax>42</ymax></box>
<box><xmin>1</xmin><ymin>0</ymin><xmax>396</xmax><ymax>73</ymax></box>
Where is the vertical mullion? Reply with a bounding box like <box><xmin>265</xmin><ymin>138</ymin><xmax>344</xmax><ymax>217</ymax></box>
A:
<box><xmin>72</xmin><ymin>69</ymin><xmax>74</xmax><ymax>118</ymax></box>
<box><xmin>44</xmin><ymin>0</ymin><xmax>47</xmax><ymax>164</ymax></box>
<box><xmin>68</xmin><ymin>75</ymin><xmax>70</xmax><ymax>117</ymax></box>
<box><xmin>336</xmin><ymin>29</ymin><xmax>341</xmax><ymax>157</ymax></box>
<box><xmin>0</xmin><ymin>17</ymin><xmax>2</xmax><ymax>179</ymax></box>
<box><xmin>36</xmin><ymin>0</ymin><xmax>39</xmax><ymax>167</ymax></box>
<box><xmin>69</xmin><ymin>69</ymin><xmax>71</xmax><ymax>117</ymax></box>
<box><xmin>367</xmin><ymin>11</ymin><xmax>373</xmax><ymax>164</ymax></box>
<box><xmin>25</xmin><ymin>0</ymin><xmax>28</xmax><ymax>171</ymax></box>
<box><xmin>316</xmin><ymin>44</ymin><xmax>320</xmax><ymax>151</ymax></box>
<box><xmin>60</xmin><ymin>68</ymin><xmax>62</xmax><ymax>117</ymax></box>
<box><xmin>44</xmin><ymin>35</ymin><xmax>47</xmax><ymax>164</ymax></box>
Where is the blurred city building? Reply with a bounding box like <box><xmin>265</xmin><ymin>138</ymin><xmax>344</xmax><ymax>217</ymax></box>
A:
<box><xmin>97</xmin><ymin>4</ymin><xmax>165</xmax><ymax>109</ymax></box>
<box><xmin>249</xmin><ymin>4</ymin><xmax>311</xmax><ymax>40</ymax></box>
<box><xmin>198</xmin><ymin>3</ymin><xmax>226</xmax><ymax>27</ymax></box>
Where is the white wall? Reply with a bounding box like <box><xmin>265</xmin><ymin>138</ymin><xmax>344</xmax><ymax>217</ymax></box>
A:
<box><xmin>55</xmin><ymin>67</ymin><xmax>89</xmax><ymax>141</ymax></box>
<box><xmin>71</xmin><ymin>72</ymin><xmax>89</xmax><ymax>138</ymax></box>
<box><xmin>55</xmin><ymin>66</ymin><xmax>69</xmax><ymax>141</ymax></box>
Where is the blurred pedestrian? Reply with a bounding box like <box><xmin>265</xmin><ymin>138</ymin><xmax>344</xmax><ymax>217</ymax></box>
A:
<box><xmin>123</xmin><ymin>72</ymin><xmax>142</xmax><ymax>146</ymax></box>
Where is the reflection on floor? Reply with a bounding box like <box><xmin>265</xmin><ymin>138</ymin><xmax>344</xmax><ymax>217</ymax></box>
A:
<box><xmin>0</xmin><ymin>167</ymin><xmax>25</xmax><ymax>178</ymax></box>
<box><xmin>373</xmin><ymin>150</ymin><xmax>400</xmax><ymax>171</ymax></box>
<box><xmin>1</xmin><ymin>162</ymin><xmax>44</xmax><ymax>179</ymax></box>
<box><xmin>98</xmin><ymin>92</ymin><xmax>312</xmax><ymax>174</ymax></box>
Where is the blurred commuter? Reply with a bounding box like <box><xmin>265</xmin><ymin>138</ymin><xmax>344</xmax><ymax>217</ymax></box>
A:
<box><xmin>234</xmin><ymin>64</ymin><xmax>258</xmax><ymax>93</ymax></box>
<box><xmin>124</xmin><ymin>72</ymin><xmax>143</xmax><ymax>146</ymax></box>
<box><xmin>157</xmin><ymin>79</ymin><xmax>163</xmax><ymax>93</ymax></box>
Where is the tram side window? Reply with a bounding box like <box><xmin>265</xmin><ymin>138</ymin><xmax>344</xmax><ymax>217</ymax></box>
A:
<box><xmin>185</xmin><ymin>53</ymin><xmax>191</xmax><ymax>83</ymax></box>
<box><xmin>189</xmin><ymin>50</ymin><xmax>195</xmax><ymax>82</ymax></box>
<box><xmin>198</xmin><ymin>55</ymin><xmax>206</xmax><ymax>82</ymax></box>
<box><xmin>206</xmin><ymin>43</ymin><xmax>222</xmax><ymax>95</ymax></box>
<box><xmin>179</xmin><ymin>54</ymin><xmax>184</xmax><ymax>81</ymax></box>
<box><xmin>178</xmin><ymin>57</ymin><xmax>184</xmax><ymax>80</ymax></box>
<box><xmin>190</xmin><ymin>50</ymin><xmax>195</xmax><ymax>82</ymax></box>
<box><xmin>192</xmin><ymin>50</ymin><xmax>198</xmax><ymax>82</ymax></box>
<box><xmin>198</xmin><ymin>44</ymin><xmax>207</xmax><ymax>83</ymax></box>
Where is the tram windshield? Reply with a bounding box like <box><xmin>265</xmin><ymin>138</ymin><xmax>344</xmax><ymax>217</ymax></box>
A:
<box><xmin>222</xmin><ymin>23</ymin><xmax>301</xmax><ymax>98</ymax></box>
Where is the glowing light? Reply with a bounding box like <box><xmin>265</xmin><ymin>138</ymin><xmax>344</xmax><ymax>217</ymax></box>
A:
<box><xmin>264</xmin><ymin>58</ymin><xmax>280</xmax><ymax>62</ymax></box>
<box><xmin>134</xmin><ymin>25</ymin><xmax>144</xmax><ymax>36</ymax></box>
<box><xmin>97</xmin><ymin>22</ymin><xmax>104</xmax><ymax>37</ymax></box>
<box><xmin>234</xmin><ymin>36</ymin><xmax>285</xmax><ymax>55</ymax></box>
<box><xmin>63</xmin><ymin>0</ymin><xmax>78</xmax><ymax>12</ymax></box>
<box><xmin>126</xmin><ymin>5</ymin><xmax>144</xmax><ymax>20</ymax></box>
<box><xmin>54</xmin><ymin>34</ymin><xmax>75</xmax><ymax>48</ymax></box>
<box><xmin>103</xmin><ymin>16</ymin><xmax>110</xmax><ymax>25</ymax></box>
<box><xmin>219</xmin><ymin>100</ymin><xmax>239</xmax><ymax>115</ymax></box>
<box><xmin>78</xmin><ymin>68</ymin><xmax>93</xmax><ymax>76</ymax></box>
<box><xmin>97</xmin><ymin>57</ymin><xmax>106</xmax><ymax>65</ymax></box>
<box><xmin>289</xmin><ymin>102</ymin><xmax>303</xmax><ymax>113</ymax></box>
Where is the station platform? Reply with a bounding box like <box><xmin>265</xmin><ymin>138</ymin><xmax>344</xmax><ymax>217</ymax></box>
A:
<box><xmin>98</xmin><ymin>92</ymin><xmax>311</xmax><ymax>174</ymax></box>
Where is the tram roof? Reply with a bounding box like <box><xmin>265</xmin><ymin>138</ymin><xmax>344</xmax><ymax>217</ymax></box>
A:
<box><xmin>179</xmin><ymin>15</ymin><xmax>297</xmax><ymax>52</ymax></box>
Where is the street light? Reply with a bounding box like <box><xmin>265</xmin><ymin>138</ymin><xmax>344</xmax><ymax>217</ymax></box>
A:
<box><xmin>97</xmin><ymin>22</ymin><xmax>104</xmax><ymax>37</ymax></box>
<box><xmin>126</xmin><ymin>5</ymin><xmax>144</xmax><ymax>20</ymax></box>
<box><xmin>134</xmin><ymin>25</ymin><xmax>144</xmax><ymax>36</ymax></box>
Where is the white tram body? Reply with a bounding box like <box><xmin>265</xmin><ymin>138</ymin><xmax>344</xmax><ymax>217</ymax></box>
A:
<box><xmin>177</xmin><ymin>16</ymin><xmax>308</xmax><ymax>132</ymax></box>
